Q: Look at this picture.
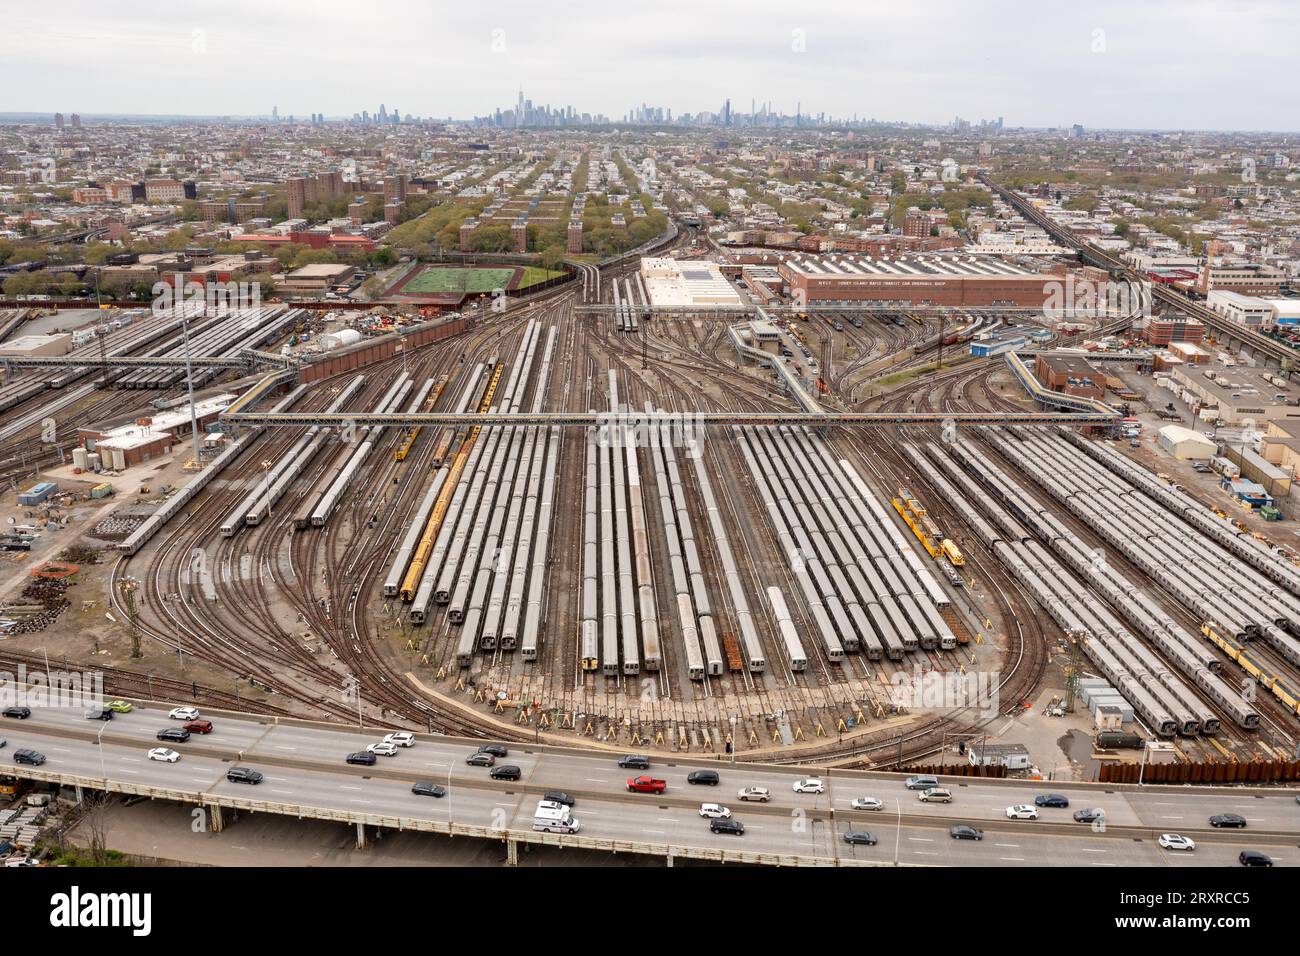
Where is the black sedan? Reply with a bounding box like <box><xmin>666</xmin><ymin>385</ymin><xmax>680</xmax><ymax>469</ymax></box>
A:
<box><xmin>1073</xmin><ymin>808</ymin><xmax>1106</xmax><ymax>824</ymax></box>
<box><xmin>1034</xmin><ymin>794</ymin><xmax>1070</xmax><ymax>808</ymax></box>
<box><xmin>949</xmin><ymin>825</ymin><xmax>984</xmax><ymax>841</ymax></box>
<box><xmin>843</xmin><ymin>830</ymin><xmax>878</xmax><ymax>846</ymax></box>
<box><xmin>1210</xmin><ymin>813</ymin><xmax>1247</xmax><ymax>829</ymax></box>
<box><xmin>2</xmin><ymin>707</ymin><xmax>31</xmax><ymax>719</ymax></box>
<box><xmin>156</xmin><ymin>728</ymin><xmax>191</xmax><ymax>743</ymax></box>
<box><xmin>411</xmin><ymin>782</ymin><xmax>447</xmax><ymax>798</ymax></box>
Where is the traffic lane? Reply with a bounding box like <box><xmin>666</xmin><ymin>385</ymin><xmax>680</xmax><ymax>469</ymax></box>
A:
<box><xmin>2</xmin><ymin>730</ymin><xmax>230</xmax><ymax>791</ymax></box>
<box><xmin>873</xmin><ymin>784</ymin><xmax>1142</xmax><ymax>828</ymax></box>
<box><xmin>573</xmin><ymin>798</ymin><xmax>837</xmax><ymax>858</ymax></box>
<box><xmin>10</xmin><ymin>703</ymin><xmax>270</xmax><ymax>750</ymax></box>
<box><xmin>206</xmin><ymin>761</ymin><xmax>531</xmax><ymax>826</ymax></box>
<box><xmin>1129</xmin><ymin>791</ymin><xmax>1300</xmax><ymax>832</ymax></box>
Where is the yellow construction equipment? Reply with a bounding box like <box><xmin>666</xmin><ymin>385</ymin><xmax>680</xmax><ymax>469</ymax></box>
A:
<box><xmin>940</xmin><ymin>538</ymin><xmax>965</xmax><ymax>567</ymax></box>
<box><xmin>892</xmin><ymin>488</ymin><xmax>941</xmax><ymax>559</ymax></box>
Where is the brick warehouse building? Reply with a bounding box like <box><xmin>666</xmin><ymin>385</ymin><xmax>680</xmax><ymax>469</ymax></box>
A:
<box><xmin>778</xmin><ymin>254</ymin><xmax>1068</xmax><ymax>308</ymax></box>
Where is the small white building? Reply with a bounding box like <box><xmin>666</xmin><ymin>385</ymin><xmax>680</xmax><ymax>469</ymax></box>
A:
<box><xmin>1207</xmin><ymin>290</ymin><xmax>1274</xmax><ymax>328</ymax></box>
<box><xmin>1157</xmin><ymin>424</ymin><xmax>1216</xmax><ymax>460</ymax></box>
<box><xmin>967</xmin><ymin>742</ymin><xmax>1032</xmax><ymax>770</ymax></box>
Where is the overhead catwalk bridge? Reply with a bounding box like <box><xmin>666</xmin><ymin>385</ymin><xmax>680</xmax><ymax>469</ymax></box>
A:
<box><xmin>222</xmin><ymin>409</ymin><xmax>1122</xmax><ymax>428</ymax></box>
<box><xmin>576</xmin><ymin>304</ymin><xmax>1056</xmax><ymax>318</ymax></box>
<box><xmin>0</xmin><ymin>350</ymin><xmax>292</xmax><ymax>370</ymax></box>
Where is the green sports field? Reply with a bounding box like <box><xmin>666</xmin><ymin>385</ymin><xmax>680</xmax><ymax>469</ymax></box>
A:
<box><xmin>402</xmin><ymin>266</ymin><xmax>517</xmax><ymax>295</ymax></box>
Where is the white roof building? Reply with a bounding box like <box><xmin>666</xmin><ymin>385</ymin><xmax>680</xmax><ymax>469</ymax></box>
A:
<box><xmin>640</xmin><ymin>257</ymin><xmax>742</xmax><ymax>308</ymax></box>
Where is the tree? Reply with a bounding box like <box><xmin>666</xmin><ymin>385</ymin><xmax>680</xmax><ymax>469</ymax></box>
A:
<box><xmin>539</xmin><ymin>245</ymin><xmax>566</xmax><ymax>270</ymax></box>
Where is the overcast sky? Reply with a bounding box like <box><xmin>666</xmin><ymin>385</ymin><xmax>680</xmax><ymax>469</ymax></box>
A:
<box><xmin>2</xmin><ymin>1</ymin><xmax>1295</xmax><ymax>130</ymax></box>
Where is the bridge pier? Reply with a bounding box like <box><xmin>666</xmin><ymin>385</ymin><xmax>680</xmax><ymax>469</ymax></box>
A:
<box><xmin>74</xmin><ymin>784</ymin><xmax>84</xmax><ymax>805</ymax></box>
<box><xmin>355</xmin><ymin>822</ymin><xmax>368</xmax><ymax>849</ymax></box>
<box><xmin>666</xmin><ymin>848</ymin><xmax>674</xmax><ymax>867</ymax></box>
<box><xmin>209</xmin><ymin>804</ymin><xmax>224</xmax><ymax>833</ymax></box>
<box><xmin>505</xmin><ymin>838</ymin><xmax>518</xmax><ymax>866</ymax></box>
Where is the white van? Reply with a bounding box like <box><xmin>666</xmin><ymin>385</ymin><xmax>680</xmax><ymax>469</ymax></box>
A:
<box><xmin>533</xmin><ymin>803</ymin><xmax>581</xmax><ymax>833</ymax></box>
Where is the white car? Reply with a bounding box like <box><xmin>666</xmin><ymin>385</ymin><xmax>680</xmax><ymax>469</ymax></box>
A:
<box><xmin>384</xmin><ymin>732</ymin><xmax>415</xmax><ymax>748</ymax></box>
<box><xmin>851</xmin><ymin>797</ymin><xmax>883</xmax><ymax>811</ymax></box>
<box><xmin>793</xmin><ymin>777</ymin><xmax>825</xmax><ymax>794</ymax></box>
<box><xmin>1158</xmin><ymin>833</ymin><xmax>1197</xmax><ymax>852</ymax></box>
<box><xmin>367</xmin><ymin>741</ymin><xmax>399</xmax><ymax>756</ymax></box>
<box><xmin>698</xmin><ymin>803</ymin><xmax>732</xmax><ymax>819</ymax></box>
<box><xmin>1006</xmin><ymin>804</ymin><xmax>1039</xmax><ymax>820</ymax></box>
<box><xmin>168</xmin><ymin>707</ymin><xmax>200</xmax><ymax>721</ymax></box>
<box><xmin>147</xmin><ymin>747</ymin><xmax>180</xmax><ymax>763</ymax></box>
<box><xmin>737</xmin><ymin>786</ymin><xmax>770</xmax><ymax>802</ymax></box>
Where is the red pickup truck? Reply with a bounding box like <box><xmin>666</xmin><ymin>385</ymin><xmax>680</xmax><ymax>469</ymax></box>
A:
<box><xmin>626</xmin><ymin>775</ymin><xmax>667</xmax><ymax>794</ymax></box>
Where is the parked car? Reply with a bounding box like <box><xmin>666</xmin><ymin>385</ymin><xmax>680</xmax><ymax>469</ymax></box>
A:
<box><xmin>737</xmin><ymin>786</ymin><xmax>770</xmax><ymax>802</ymax></box>
<box><xmin>698</xmin><ymin>803</ymin><xmax>732</xmax><ymax>819</ymax></box>
<box><xmin>687</xmin><ymin>770</ymin><xmax>720</xmax><ymax>786</ymax></box>
<box><xmin>2</xmin><ymin>707</ymin><xmax>31</xmax><ymax>720</ymax></box>
<box><xmin>1034</xmin><ymin>794</ymin><xmax>1070</xmax><ymax>808</ymax></box>
<box><xmin>168</xmin><ymin>707</ymin><xmax>200</xmax><ymax>721</ymax></box>
<box><xmin>156</xmin><ymin>728</ymin><xmax>190</xmax><ymax>743</ymax></box>
<box><xmin>147</xmin><ymin>748</ymin><xmax>180</xmax><ymax>763</ymax></box>
<box><xmin>709</xmin><ymin>818</ymin><xmax>744</xmax><ymax>836</ymax></box>
<box><xmin>346</xmin><ymin>751</ymin><xmax>377</xmax><ymax>766</ymax></box>
<box><xmin>617</xmin><ymin>754</ymin><xmax>650</xmax><ymax>769</ymax></box>
<box><xmin>793</xmin><ymin>777</ymin><xmax>825</xmax><ymax>794</ymax></box>
<box><xmin>411</xmin><ymin>782</ymin><xmax>446</xmax><ymax>798</ymax></box>
<box><xmin>226</xmin><ymin>767</ymin><xmax>263</xmax><ymax>784</ymax></box>
<box><xmin>949</xmin><ymin>825</ymin><xmax>984</xmax><ymax>841</ymax></box>
<box><xmin>465</xmin><ymin>752</ymin><xmax>495</xmax><ymax>767</ymax></box>
<box><xmin>851</xmin><ymin>797</ymin><xmax>883</xmax><ymax>811</ymax></box>
<box><xmin>1157</xmin><ymin>833</ymin><xmax>1196</xmax><ymax>852</ymax></box>
<box><xmin>384</xmin><ymin>732</ymin><xmax>415</xmax><ymax>748</ymax></box>
<box><xmin>490</xmin><ymin>765</ymin><xmax>521</xmax><ymax>781</ymax></box>
<box><xmin>1210</xmin><ymin>813</ymin><xmax>1247</xmax><ymax>828</ymax></box>
<box><xmin>918</xmin><ymin>788</ymin><xmax>953</xmax><ymax>804</ymax></box>
<box><xmin>1239</xmin><ymin>850</ymin><xmax>1273</xmax><ymax>867</ymax></box>
<box><xmin>843</xmin><ymin>830</ymin><xmax>878</xmax><ymax>846</ymax></box>
<box><xmin>1006</xmin><ymin>805</ymin><xmax>1038</xmax><ymax>820</ymax></box>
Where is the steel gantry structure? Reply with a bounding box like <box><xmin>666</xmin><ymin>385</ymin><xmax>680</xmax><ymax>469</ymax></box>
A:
<box><xmin>223</xmin><ymin>409</ymin><xmax>1121</xmax><ymax>428</ymax></box>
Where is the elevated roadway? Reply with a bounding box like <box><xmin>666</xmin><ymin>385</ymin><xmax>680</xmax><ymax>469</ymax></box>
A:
<box><xmin>2</xmin><ymin>701</ymin><xmax>1296</xmax><ymax>867</ymax></box>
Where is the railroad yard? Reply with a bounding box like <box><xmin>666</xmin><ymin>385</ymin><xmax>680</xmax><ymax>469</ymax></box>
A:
<box><xmin>1</xmin><ymin>226</ymin><xmax>1298</xmax><ymax>789</ymax></box>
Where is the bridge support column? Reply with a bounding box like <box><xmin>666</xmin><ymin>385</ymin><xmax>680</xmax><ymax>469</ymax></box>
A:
<box><xmin>208</xmin><ymin>804</ymin><xmax>224</xmax><ymax>833</ymax></box>
<box><xmin>74</xmin><ymin>785</ymin><xmax>84</xmax><ymax>805</ymax></box>
<box><xmin>355</xmin><ymin>822</ymin><xmax>368</xmax><ymax>850</ymax></box>
<box><xmin>505</xmin><ymin>838</ymin><xmax>518</xmax><ymax>866</ymax></box>
<box><xmin>666</xmin><ymin>849</ymin><xmax>674</xmax><ymax>868</ymax></box>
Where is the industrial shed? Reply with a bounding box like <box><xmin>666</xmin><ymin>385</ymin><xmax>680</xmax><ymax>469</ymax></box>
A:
<box><xmin>1157</xmin><ymin>424</ymin><xmax>1216</xmax><ymax>461</ymax></box>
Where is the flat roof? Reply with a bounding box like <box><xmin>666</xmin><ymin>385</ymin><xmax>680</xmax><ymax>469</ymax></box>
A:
<box><xmin>782</xmin><ymin>253</ymin><xmax>1042</xmax><ymax>280</ymax></box>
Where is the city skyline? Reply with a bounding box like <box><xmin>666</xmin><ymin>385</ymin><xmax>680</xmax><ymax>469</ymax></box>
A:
<box><xmin>1</xmin><ymin>0</ymin><xmax>1296</xmax><ymax>132</ymax></box>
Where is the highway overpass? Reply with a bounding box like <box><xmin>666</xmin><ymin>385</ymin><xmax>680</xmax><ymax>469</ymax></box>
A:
<box><xmin>3</xmin><ymin>701</ymin><xmax>1297</xmax><ymax>867</ymax></box>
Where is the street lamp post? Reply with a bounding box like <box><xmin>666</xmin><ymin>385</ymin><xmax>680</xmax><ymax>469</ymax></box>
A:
<box><xmin>894</xmin><ymin>798</ymin><xmax>902</xmax><ymax>866</ymax></box>
<box><xmin>97</xmin><ymin>720</ymin><xmax>108</xmax><ymax>782</ymax></box>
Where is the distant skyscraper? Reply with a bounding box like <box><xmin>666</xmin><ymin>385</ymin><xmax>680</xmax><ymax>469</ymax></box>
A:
<box><xmin>70</xmin><ymin>113</ymin><xmax>81</xmax><ymax>128</ymax></box>
<box><xmin>272</xmin><ymin>105</ymin><xmax>278</xmax><ymax>121</ymax></box>
<box><xmin>54</xmin><ymin>112</ymin><xmax>63</xmax><ymax>129</ymax></box>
